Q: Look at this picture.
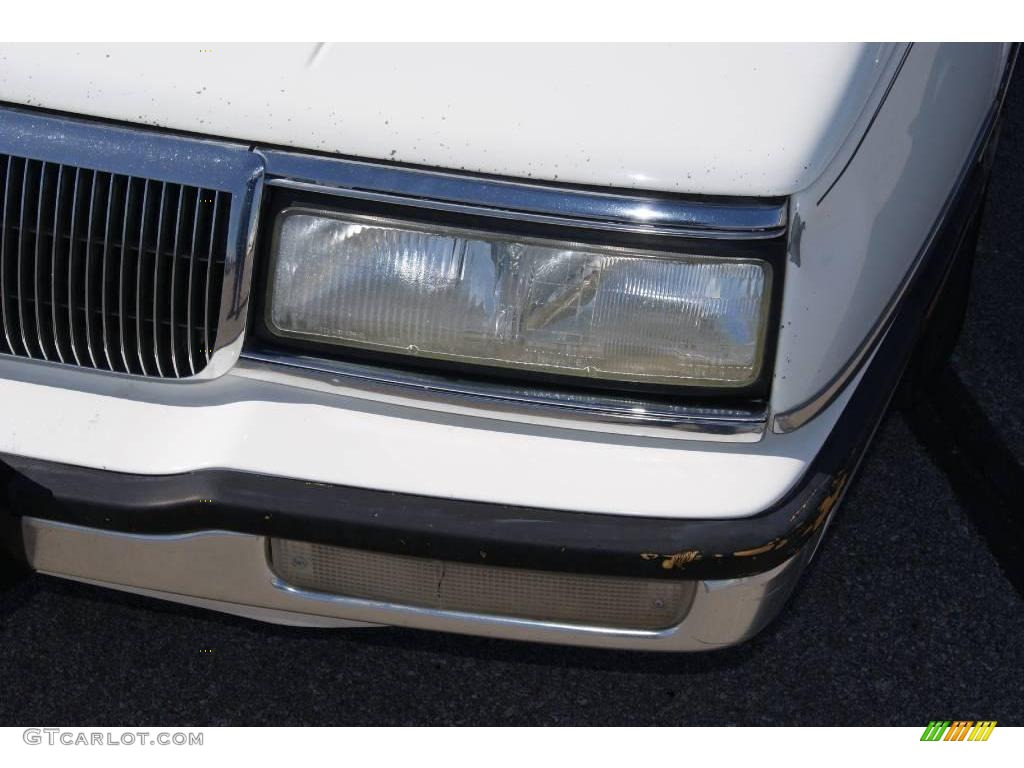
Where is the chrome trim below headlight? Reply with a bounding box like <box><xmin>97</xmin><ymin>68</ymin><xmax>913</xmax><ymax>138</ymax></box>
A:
<box><xmin>237</xmin><ymin>349</ymin><xmax>768</xmax><ymax>441</ymax></box>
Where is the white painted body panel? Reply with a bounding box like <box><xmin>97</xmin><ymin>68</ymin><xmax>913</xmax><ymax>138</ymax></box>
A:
<box><xmin>0</xmin><ymin>357</ymin><xmax>855</xmax><ymax>519</ymax></box>
<box><xmin>0</xmin><ymin>42</ymin><xmax>890</xmax><ymax>196</ymax></box>
<box><xmin>773</xmin><ymin>43</ymin><xmax>1008</xmax><ymax>417</ymax></box>
<box><xmin>0</xmin><ymin>43</ymin><xmax>1009</xmax><ymax>521</ymax></box>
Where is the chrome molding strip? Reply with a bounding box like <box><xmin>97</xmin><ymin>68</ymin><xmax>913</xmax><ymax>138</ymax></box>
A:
<box><xmin>0</xmin><ymin>105</ymin><xmax>265</xmax><ymax>381</ymax></box>
<box><xmin>237</xmin><ymin>350</ymin><xmax>768</xmax><ymax>440</ymax></box>
<box><xmin>21</xmin><ymin>517</ymin><xmax>818</xmax><ymax>651</ymax></box>
<box><xmin>258</xmin><ymin>149</ymin><xmax>788</xmax><ymax>240</ymax></box>
<box><xmin>774</xmin><ymin>45</ymin><xmax>1018</xmax><ymax>433</ymax></box>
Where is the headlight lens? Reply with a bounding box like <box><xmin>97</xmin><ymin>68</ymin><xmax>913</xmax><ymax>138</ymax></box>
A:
<box><xmin>268</xmin><ymin>209</ymin><xmax>771</xmax><ymax>387</ymax></box>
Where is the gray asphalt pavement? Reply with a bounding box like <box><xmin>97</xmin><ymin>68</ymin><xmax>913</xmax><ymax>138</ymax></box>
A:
<box><xmin>1</xmin><ymin>73</ymin><xmax>1023</xmax><ymax>727</ymax></box>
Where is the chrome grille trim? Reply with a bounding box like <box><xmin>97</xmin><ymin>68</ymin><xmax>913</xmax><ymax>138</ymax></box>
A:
<box><xmin>0</xmin><ymin>105</ymin><xmax>264</xmax><ymax>380</ymax></box>
<box><xmin>0</xmin><ymin>157</ymin><xmax>231</xmax><ymax>377</ymax></box>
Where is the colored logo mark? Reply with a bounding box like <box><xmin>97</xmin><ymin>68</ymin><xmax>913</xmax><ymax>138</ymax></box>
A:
<box><xmin>920</xmin><ymin>721</ymin><xmax>997</xmax><ymax>741</ymax></box>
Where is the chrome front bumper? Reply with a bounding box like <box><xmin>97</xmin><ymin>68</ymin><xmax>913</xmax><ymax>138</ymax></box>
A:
<box><xmin>20</xmin><ymin>516</ymin><xmax>824</xmax><ymax>651</ymax></box>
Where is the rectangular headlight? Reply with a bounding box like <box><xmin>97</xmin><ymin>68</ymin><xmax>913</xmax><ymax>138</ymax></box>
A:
<box><xmin>268</xmin><ymin>209</ymin><xmax>771</xmax><ymax>387</ymax></box>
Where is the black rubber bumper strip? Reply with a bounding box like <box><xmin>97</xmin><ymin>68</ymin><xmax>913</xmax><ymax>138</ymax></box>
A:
<box><xmin>0</xmin><ymin>78</ymin><xmax>998</xmax><ymax>583</ymax></box>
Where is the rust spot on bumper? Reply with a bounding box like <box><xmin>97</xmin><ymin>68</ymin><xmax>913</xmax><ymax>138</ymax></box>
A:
<box><xmin>805</xmin><ymin>472</ymin><xmax>848</xmax><ymax>535</ymax></box>
<box><xmin>733</xmin><ymin>541</ymin><xmax>777</xmax><ymax>558</ymax></box>
<box><xmin>634</xmin><ymin>469</ymin><xmax>851</xmax><ymax>577</ymax></box>
<box><xmin>660</xmin><ymin>550</ymin><xmax>703</xmax><ymax>570</ymax></box>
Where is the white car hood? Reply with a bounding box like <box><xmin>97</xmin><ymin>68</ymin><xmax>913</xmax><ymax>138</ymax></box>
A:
<box><xmin>0</xmin><ymin>43</ymin><xmax>893</xmax><ymax>197</ymax></box>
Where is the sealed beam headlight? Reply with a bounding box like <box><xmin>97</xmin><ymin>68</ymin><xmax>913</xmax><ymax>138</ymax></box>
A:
<box><xmin>268</xmin><ymin>209</ymin><xmax>772</xmax><ymax>387</ymax></box>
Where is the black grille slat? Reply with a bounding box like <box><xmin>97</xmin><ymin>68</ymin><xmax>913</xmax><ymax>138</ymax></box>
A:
<box><xmin>100</xmin><ymin>172</ymin><xmax>117</xmax><ymax>371</ymax></box>
<box><xmin>16</xmin><ymin>160</ymin><xmax>35</xmax><ymax>359</ymax></box>
<box><xmin>33</xmin><ymin>161</ymin><xmax>53</xmax><ymax>361</ymax></box>
<box><xmin>152</xmin><ymin>183</ymin><xmax>167</xmax><ymax>377</ymax></box>
<box><xmin>50</xmin><ymin>165</ymin><xmax>68</xmax><ymax>363</ymax></box>
<box><xmin>117</xmin><ymin>177</ymin><xmax>134</xmax><ymax>373</ymax></box>
<box><xmin>135</xmin><ymin>179</ymin><xmax>152</xmax><ymax>376</ymax></box>
<box><xmin>204</xmin><ymin>190</ymin><xmax>221</xmax><ymax>365</ymax></box>
<box><xmin>66</xmin><ymin>167</ymin><xmax>82</xmax><ymax>366</ymax></box>
<box><xmin>83</xmin><ymin>170</ymin><xmax>99</xmax><ymax>368</ymax></box>
<box><xmin>0</xmin><ymin>151</ymin><xmax>231</xmax><ymax>379</ymax></box>
<box><xmin>185</xmin><ymin>190</ymin><xmax>202</xmax><ymax>375</ymax></box>
<box><xmin>168</xmin><ymin>185</ymin><xmax>186</xmax><ymax>378</ymax></box>
<box><xmin>0</xmin><ymin>156</ymin><xmax>15</xmax><ymax>355</ymax></box>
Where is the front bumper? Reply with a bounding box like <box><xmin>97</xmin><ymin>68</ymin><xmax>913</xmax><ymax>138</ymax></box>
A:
<box><xmin>15</xmin><ymin>518</ymin><xmax>822</xmax><ymax>651</ymax></box>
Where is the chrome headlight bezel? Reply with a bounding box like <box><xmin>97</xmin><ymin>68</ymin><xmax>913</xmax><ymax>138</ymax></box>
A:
<box><xmin>251</xmin><ymin>175</ymin><xmax>786</xmax><ymax>404</ymax></box>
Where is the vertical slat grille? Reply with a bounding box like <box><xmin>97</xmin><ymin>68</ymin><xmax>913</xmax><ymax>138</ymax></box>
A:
<box><xmin>0</xmin><ymin>153</ymin><xmax>231</xmax><ymax>378</ymax></box>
